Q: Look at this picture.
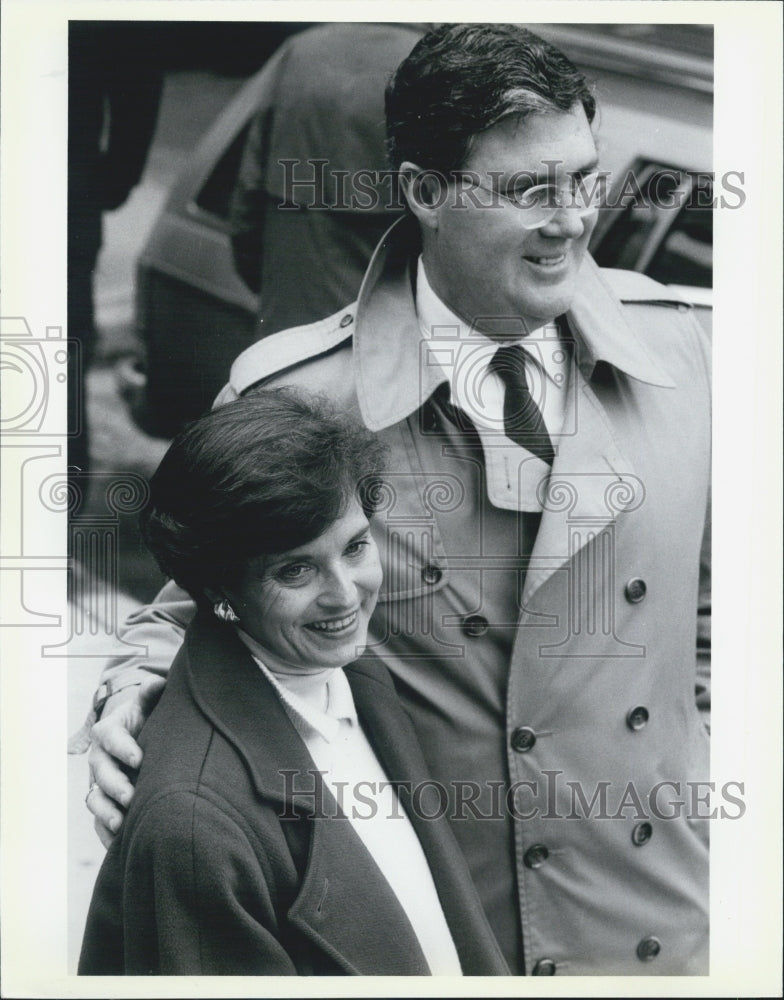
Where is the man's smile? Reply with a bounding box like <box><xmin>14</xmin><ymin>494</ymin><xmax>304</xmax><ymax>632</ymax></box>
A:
<box><xmin>523</xmin><ymin>252</ymin><xmax>567</xmax><ymax>268</ymax></box>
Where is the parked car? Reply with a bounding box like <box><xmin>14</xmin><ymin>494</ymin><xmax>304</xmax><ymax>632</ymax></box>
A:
<box><xmin>133</xmin><ymin>22</ymin><xmax>713</xmax><ymax>437</ymax></box>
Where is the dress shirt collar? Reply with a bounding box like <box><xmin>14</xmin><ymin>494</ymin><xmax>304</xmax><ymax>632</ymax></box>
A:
<box><xmin>353</xmin><ymin>216</ymin><xmax>674</xmax><ymax>432</ymax></box>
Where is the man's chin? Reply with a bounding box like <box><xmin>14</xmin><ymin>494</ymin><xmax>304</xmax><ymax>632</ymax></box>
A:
<box><xmin>522</xmin><ymin>274</ymin><xmax>581</xmax><ymax>324</ymax></box>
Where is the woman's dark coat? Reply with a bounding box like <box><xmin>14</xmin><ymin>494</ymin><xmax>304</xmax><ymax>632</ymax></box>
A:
<box><xmin>79</xmin><ymin>612</ymin><xmax>509</xmax><ymax>975</ymax></box>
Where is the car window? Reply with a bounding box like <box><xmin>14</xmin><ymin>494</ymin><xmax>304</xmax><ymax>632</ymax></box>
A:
<box><xmin>592</xmin><ymin>160</ymin><xmax>712</xmax><ymax>289</ymax></box>
<box><xmin>194</xmin><ymin>123</ymin><xmax>250</xmax><ymax>222</ymax></box>
<box><xmin>645</xmin><ymin>201</ymin><xmax>712</xmax><ymax>289</ymax></box>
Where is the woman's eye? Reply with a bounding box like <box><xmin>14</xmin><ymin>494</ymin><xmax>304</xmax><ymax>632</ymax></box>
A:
<box><xmin>345</xmin><ymin>539</ymin><xmax>370</xmax><ymax>558</ymax></box>
<box><xmin>276</xmin><ymin>563</ymin><xmax>312</xmax><ymax>584</ymax></box>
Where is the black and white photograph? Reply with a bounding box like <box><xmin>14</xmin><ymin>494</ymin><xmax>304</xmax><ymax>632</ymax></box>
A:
<box><xmin>0</xmin><ymin>2</ymin><xmax>781</xmax><ymax>996</ymax></box>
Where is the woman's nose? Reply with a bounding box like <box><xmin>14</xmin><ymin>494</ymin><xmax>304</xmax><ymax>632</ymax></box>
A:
<box><xmin>318</xmin><ymin>566</ymin><xmax>357</xmax><ymax>607</ymax></box>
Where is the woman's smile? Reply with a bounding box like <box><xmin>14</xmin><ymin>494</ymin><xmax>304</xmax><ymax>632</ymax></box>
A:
<box><xmin>306</xmin><ymin>610</ymin><xmax>359</xmax><ymax>634</ymax></box>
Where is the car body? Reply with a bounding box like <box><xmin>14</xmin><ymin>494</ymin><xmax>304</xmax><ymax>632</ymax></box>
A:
<box><xmin>134</xmin><ymin>22</ymin><xmax>713</xmax><ymax>436</ymax></box>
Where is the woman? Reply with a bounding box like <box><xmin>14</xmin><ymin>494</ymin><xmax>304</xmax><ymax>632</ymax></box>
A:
<box><xmin>79</xmin><ymin>388</ymin><xmax>507</xmax><ymax>976</ymax></box>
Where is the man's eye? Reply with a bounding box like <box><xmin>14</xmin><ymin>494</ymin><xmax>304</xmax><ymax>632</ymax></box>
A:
<box><xmin>507</xmin><ymin>182</ymin><xmax>532</xmax><ymax>203</ymax></box>
<box><xmin>511</xmin><ymin>184</ymin><xmax>550</xmax><ymax>207</ymax></box>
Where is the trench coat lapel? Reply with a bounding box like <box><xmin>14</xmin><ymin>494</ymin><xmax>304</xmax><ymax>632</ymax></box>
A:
<box><xmin>522</xmin><ymin>362</ymin><xmax>640</xmax><ymax>605</ymax></box>
<box><xmin>519</xmin><ymin>254</ymin><xmax>677</xmax><ymax>604</ymax></box>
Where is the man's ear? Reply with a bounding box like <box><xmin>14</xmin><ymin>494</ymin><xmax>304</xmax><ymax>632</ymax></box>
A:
<box><xmin>398</xmin><ymin>160</ymin><xmax>445</xmax><ymax>232</ymax></box>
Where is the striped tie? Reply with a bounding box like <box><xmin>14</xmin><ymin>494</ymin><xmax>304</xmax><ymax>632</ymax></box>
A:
<box><xmin>489</xmin><ymin>344</ymin><xmax>555</xmax><ymax>465</ymax></box>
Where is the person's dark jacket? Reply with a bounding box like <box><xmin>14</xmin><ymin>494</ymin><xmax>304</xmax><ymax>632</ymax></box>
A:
<box><xmin>79</xmin><ymin>611</ymin><xmax>509</xmax><ymax>975</ymax></box>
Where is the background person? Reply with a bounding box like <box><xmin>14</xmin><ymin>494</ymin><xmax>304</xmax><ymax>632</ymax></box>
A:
<box><xmin>79</xmin><ymin>388</ymin><xmax>507</xmax><ymax>975</ymax></box>
<box><xmin>68</xmin><ymin>23</ymin><xmax>162</xmax><ymax>474</ymax></box>
<box><xmin>229</xmin><ymin>22</ymin><xmax>424</xmax><ymax>335</ymax></box>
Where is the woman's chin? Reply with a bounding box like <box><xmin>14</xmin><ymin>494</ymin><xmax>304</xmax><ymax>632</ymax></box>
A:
<box><xmin>303</xmin><ymin>621</ymin><xmax>369</xmax><ymax>668</ymax></box>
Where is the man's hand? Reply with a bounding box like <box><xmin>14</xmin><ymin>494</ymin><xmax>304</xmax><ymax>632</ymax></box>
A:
<box><xmin>86</xmin><ymin>676</ymin><xmax>166</xmax><ymax>847</ymax></box>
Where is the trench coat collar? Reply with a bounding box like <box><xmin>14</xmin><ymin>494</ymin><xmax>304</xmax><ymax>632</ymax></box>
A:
<box><xmin>353</xmin><ymin>216</ymin><xmax>674</xmax><ymax>432</ymax></box>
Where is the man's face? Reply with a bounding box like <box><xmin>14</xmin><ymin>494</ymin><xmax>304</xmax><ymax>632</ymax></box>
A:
<box><xmin>419</xmin><ymin>103</ymin><xmax>599</xmax><ymax>337</ymax></box>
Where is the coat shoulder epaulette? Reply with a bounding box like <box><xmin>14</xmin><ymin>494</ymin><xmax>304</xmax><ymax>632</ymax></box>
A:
<box><xmin>229</xmin><ymin>303</ymin><xmax>357</xmax><ymax>396</ymax></box>
<box><xmin>599</xmin><ymin>268</ymin><xmax>691</xmax><ymax>309</ymax></box>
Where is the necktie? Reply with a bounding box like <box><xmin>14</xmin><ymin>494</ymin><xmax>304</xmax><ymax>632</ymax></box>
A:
<box><xmin>489</xmin><ymin>344</ymin><xmax>555</xmax><ymax>465</ymax></box>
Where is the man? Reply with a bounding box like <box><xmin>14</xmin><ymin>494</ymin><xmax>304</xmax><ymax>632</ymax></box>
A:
<box><xmin>84</xmin><ymin>24</ymin><xmax>711</xmax><ymax>975</ymax></box>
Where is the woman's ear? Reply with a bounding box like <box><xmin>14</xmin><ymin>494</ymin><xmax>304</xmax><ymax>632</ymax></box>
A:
<box><xmin>398</xmin><ymin>160</ymin><xmax>445</xmax><ymax>233</ymax></box>
<box><xmin>203</xmin><ymin>586</ymin><xmax>223</xmax><ymax>606</ymax></box>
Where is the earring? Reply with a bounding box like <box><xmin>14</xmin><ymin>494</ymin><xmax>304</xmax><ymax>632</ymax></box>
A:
<box><xmin>213</xmin><ymin>598</ymin><xmax>240</xmax><ymax>624</ymax></box>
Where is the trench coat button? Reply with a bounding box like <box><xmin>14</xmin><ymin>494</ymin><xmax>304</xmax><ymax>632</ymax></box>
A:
<box><xmin>532</xmin><ymin>958</ymin><xmax>556</xmax><ymax>975</ymax></box>
<box><xmin>511</xmin><ymin>726</ymin><xmax>537</xmax><ymax>752</ymax></box>
<box><xmin>625</xmin><ymin>577</ymin><xmax>647</xmax><ymax>603</ymax></box>
<box><xmin>421</xmin><ymin>564</ymin><xmax>442</xmax><ymax>586</ymax></box>
<box><xmin>462</xmin><ymin>614</ymin><xmax>489</xmax><ymax>637</ymax></box>
<box><xmin>626</xmin><ymin>706</ymin><xmax>650</xmax><ymax>731</ymax></box>
<box><xmin>631</xmin><ymin>821</ymin><xmax>653</xmax><ymax>846</ymax></box>
<box><xmin>523</xmin><ymin>843</ymin><xmax>549</xmax><ymax>868</ymax></box>
<box><xmin>636</xmin><ymin>935</ymin><xmax>661</xmax><ymax>961</ymax></box>
<box><xmin>339</xmin><ymin>313</ymin><xmax>353</xmax><ymax>328</ymax></box>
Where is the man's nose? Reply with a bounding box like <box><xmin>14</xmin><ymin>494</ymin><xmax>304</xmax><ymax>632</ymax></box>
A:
<box><xmin>539</xmin><ymin>204</ymin><xmax>589</xmax><ymax>239</ymax></box>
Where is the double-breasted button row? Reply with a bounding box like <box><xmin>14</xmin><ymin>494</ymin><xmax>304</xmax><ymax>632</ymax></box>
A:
<box><xmin>461</xmin><ymin>614</ymin><xmax>489</xmax><ymax>637</ymax></box>
<box><xmin>512</xmin><ymin>708</ymin><xmax>648</xmax><ymax>752</ymax></box>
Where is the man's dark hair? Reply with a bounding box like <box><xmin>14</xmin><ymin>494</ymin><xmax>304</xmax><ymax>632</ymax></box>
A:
<box><xmin>385</xmin><ymin>23</ymin><xmax>596</xmax><ymax>173</ymax></box>
<box><xmin>140</xmin><ymin>388</ymin><xmax>386</xmax><ymax>602</ymax></box>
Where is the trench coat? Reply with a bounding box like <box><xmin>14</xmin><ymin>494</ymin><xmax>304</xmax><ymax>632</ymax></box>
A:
<box><xmin>79</xmin><ymin>612</ymin><xmax>509</xmax><ymax>975</ymax></box>
<box><xmin>101</xmin><ymin>216</ymin><xmax>711</xmax><ymax>974</ymax></box>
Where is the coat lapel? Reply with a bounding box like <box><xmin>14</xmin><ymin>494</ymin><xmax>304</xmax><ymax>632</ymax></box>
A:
<box><xmin>522</xmin><ymin>359</ymin><xmax>641</xmax><ymax>606</ymax></box>
<box><xmin>184</xmin><ymin>614</ymin><xmax>321</xmax><ymax>810</ymax></box>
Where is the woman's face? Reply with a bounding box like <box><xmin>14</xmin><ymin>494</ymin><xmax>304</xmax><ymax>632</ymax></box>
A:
<box><xmin>224</xmin><ymin>498</ymin><xmax>383</xmax><ymax>671</ymax></box>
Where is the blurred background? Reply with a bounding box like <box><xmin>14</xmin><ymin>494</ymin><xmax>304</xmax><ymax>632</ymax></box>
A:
<box><xmin>67</xmin><ymin>19</ymin><xmax>713</xmax><ymax>971</ymax></box>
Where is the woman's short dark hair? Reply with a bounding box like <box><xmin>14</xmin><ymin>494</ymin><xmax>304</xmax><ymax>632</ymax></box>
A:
<box><xmin>140</xmin><ymin>388</ymin><xmax>386</xmax><ymax>602</ymax></box>
<box><xmin>386</xmin><ymin>23</ymin><xmax>596</xmax><ymax>174</ymax></box>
